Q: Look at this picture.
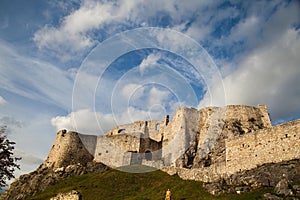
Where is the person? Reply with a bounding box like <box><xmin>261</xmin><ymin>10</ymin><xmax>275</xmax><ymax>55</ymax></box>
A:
<box><xmin>165</xmin><ymin>189</ymin><xmax>171</xmax><ymax>200</ymax></box>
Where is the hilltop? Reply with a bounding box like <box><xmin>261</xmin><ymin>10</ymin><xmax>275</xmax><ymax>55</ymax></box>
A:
<box><xmin>1</xmin><ymin>105</ymin><xmax>300</xmax><ymax>199</ymax></box>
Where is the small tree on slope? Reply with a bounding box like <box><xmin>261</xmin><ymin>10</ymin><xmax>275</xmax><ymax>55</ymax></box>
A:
<box><xmin>0</xmin><ymin>126</ymin><xmax>21</xmax><ymax>188</ymax></box>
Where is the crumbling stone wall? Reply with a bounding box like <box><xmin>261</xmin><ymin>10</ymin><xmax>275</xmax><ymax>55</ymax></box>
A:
<box><xmin>44</xmin><ymin>130</ymin><xmax>94</xmax><ymax>169</ymax></box>
<box><xmin>94</xmin><ymin>135</ymin><xmax>131</xmax><ymax>167</ymax></box>
<box><xmin>106</xmin><ymin>119</ymin><xmax>166</xmax><ymax>142</ymax></box>
<box><xmin>44</xmin><ymin>104</ymin><xmax>300</xmax><ymax>185</ymax></box>
<box><xmin>226</xmin><ymin>119</ymin><xmax>300</xmax><ymax>174</ymax></box>
<box><xmin>163</xmin><ymin>116</ymin><xmax>300</xmax><ymax>183</ymax></box>
<box><xmin>162</xmin><ymin>107</ymin><xmax>199</xmax><ymax>166</ymax></box>
<box><xmin>192</xmin><ymin>105</ymin><xmax>272</xmax><ymax>169</ymax></box>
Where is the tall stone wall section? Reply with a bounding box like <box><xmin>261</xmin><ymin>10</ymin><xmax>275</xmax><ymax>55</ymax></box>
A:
<box><xmin>226</xmin><ymin>119</ymin><xmax>300</xmax><ymax>174</ymax></box>
<box><xmin>78</xmin><ymin>134</ymin><xmax>97</xmax><ymax>156</ymax></box>
<box><xmin>44</xmin><ymin>130</ymin><xmax>94</xmax><ymax>169</ymax></box>
<box><xmin>161</xmin><ymin>107</ymin><xmax>199</xmax><ymax>166</ymax></box>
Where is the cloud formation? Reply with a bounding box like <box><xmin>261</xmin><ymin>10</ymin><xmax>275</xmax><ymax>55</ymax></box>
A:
<box><xmin>0</xmin><ymin>96</ymin><xmax>6</xmax><ymax>105</ymax></box>
<box><xmin>32</xmin><ymin>0</ymin><xmax>230</xmax><ymax>60</ymax></box>
<box><xmin>200</xmin><ymin>28</ymin><xmax>300</xmax><ymax>123</ymax></box>
<box><xmin>0</xmin><ymin>41</ymin><xmax>73</xmax><ymax>109</ymax></box>
<box><xmin>51</xmin><ymin>109</ymin><xmax>114</xmax><ymax>134</ymax></box>
<box><xmin>139</xmin><ymin>53</ymin><xmax>161</xmax><ymax>75</ymax></box>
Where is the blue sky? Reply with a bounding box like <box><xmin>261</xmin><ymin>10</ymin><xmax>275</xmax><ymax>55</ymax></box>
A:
<box><xmin>0</xmin><ymin>0</ymin><xmax>299</xmax><ymax>179</ymax></box>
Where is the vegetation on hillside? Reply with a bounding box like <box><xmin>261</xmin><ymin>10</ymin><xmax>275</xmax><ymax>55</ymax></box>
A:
<box><xmin>0</xmin><ymin>126</ymin><xmax>21</xmax><ymax>189</ymax></box>
<box><xmin>29</xmin><ymin>167</ymin><xmax>274</xmax><ymax>200</ymax></box>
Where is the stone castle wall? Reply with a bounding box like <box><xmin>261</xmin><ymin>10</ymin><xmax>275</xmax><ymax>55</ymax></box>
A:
<box><xmin>94</xmin><ymin>136</ymin><xmax>131</xmax><ymax>167</ymax></box>
<box><xmin>165</xmin><ymin>119</ymin><xmax>300</xmax><ymax>183</ymax></box>
<box><xmin>225</xmin><ymin>119</ymin><xmax>300</xmax><ymax>174</ymax></box>
<box><xmin>107</xmin><ymin>119</ymin><xmax>166</xmax><ymax>142</ymax></box>
<box><xmin>162</xmin><ymin>107</ymin><xmax>199</xmax><ymax>166</ymax></box>
<box><xmin>44</xmin><ymin>130</ymin><xmax>94</xmax><ymax>168</ymax></box>
<box><xmin>45</xmin><ymin>104</ymin><xmax>300</xmax><ymax>184</ymax></box>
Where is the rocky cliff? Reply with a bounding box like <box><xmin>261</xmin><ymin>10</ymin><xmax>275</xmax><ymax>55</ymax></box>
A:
<box><xmin>0</xmin><ymin>131</ymin><xmax>107</xmax><ymax>200</ymax></box>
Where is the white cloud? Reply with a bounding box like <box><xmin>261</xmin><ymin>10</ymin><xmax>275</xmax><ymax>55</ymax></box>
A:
<box><xmin>0</xmin><ymin>96</ymin><xmax>6</xmax><ymax>105</ymax></box>
<box><xmin>0</xmin><ymin>41</ymin><xmax>73</xmax><ymax>110</ymax></box>
<box><xmin>148</xmin><ymin>87</ymin><xmax>170</xmax><ymax>108</ymax></box>
<box><xmin>121</xmin><ymin>83</ymin><xmax>145</xmax><ymax>101</ymax></box>
<box><xmin>34</xmin><ymin>1</ymin><xmax>113</xmax><ymax>50</ymax></box>
<box><xmin>199</xmin><ymin>28</ymin><xmax>300</xmax><ymax>122</ymax></box>
<box><xmin>228</xmin><ymin>15</ymin><xmax>260</xmax><ymax>45</ymax></box>
<box><xmin>32</xmin><ymin>0</ymin><xmax>223</xmax><ymax>60</ymax></box>
<box><xmin>51</xmin><ymin>103</ymin><xmax>170</xmax><ymax>135</ymax></box>
<box><xmin>51</xmin><ymin>109</ymin><xmax>115</xmax><ymax>134</ymax></box>
<box><xmin>139</xmin><ymin>53</ymin><xmax>160</xmax><ymax>75</ymax></box>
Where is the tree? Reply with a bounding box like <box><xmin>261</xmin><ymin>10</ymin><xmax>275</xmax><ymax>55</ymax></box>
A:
<box><xmin>0</xmin><ymin>126</ymin><xmax>21</xmax><ymax>188</ymax></box>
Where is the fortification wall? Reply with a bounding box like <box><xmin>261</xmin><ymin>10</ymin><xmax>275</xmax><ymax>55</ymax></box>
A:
<box><xmin>94</xmin><ymin>136</ymin><xmax>131</xmax><ymax>167</ymax></box>
<box><xmin>162</xmin><ymin>107</ymin><xmax>199</xmax><ymax>166</ymax></box>
<box><xmin>107</xmin><ymin>119</ymin><xmax>165</xmax><ymax>142</ymax></box>
<box><xmin>106</xmin><ymin>133</ymin><xmax>141</xmax><ymax>152</ymax></box>
<box><xmin>224</xmin><ymin>105</ymin><xmax>269</xmax><ymax>126</ymax></box>
<box><xmin>45</xmin><ymin>104</ymin><xmax>299</xmax><ymax>184</ymax></box>
<box><xmin>165</xmin><ymin>119</ymin><xmax>300</xmax><ymax>182</ymax></box>
<box><xmin>226</xmin><ymin>119</ymin><xmax>300</xmax><ymax>174</ymax></box>
<box><xmin>193</xmin><ymin>105</ymin><xmax>269</xmax><ymax>167</ymax></box>
<box><xmin>44</xmin><ymin>130</ymin><xmax>94</xmax><ymax>168</ymax></box>
<box><xmin>78</xmin><ymin>134</ymin><xmax>97</xmax><ymax>156</ymax></box>
<box><xmin>258</xmin><ymin>104</ymin><xmax>272</xmax><ymax>128</ymax></box>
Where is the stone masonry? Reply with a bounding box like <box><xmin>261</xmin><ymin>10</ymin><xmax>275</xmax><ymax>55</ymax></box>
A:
<box><xmin>44</xmin><ymin>104</ymin><xmax>300</xmax><ymax>183</ymax></box>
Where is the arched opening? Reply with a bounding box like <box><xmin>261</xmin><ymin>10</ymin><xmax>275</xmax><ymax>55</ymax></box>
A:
<box><xmin>156</xmin><ymin>123</ymin><xmax>160</xmax><ymax>131</ymax></box>
<box><xmin>118</xmin><ymin>129</ymin><xmax>126</xmax><ymax>134</ymax></box>
<box><xmin>145</xmin><ymin>150</ymin><xmax>152</xmax><ymax>161</ymax></box>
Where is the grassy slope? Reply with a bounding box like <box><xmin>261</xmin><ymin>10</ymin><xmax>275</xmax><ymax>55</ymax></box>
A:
<box><xmin>28</xmin><ymin>167</ymin><xmax>273</xmax><ymax>200</ymax></box>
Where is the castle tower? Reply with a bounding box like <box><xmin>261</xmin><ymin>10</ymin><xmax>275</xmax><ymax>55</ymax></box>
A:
<box><xmin>258</xmin><ymin>104</ymin><xmax>272</xmax><ymax>128</ymax></box>
<box><xmin>44</xmin><ymin>130</ymin><xmax>94</xmax><ymax>169</ymax></box>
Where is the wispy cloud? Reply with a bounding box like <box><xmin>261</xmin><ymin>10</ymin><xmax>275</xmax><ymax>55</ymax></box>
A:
<box><xmin>0</xmin><ymin>116</ymin><xmax>24</xmax><ymax>129</ymax></box>
<box><xmin>0</xmin><ymin>96</ymin><xmax>6</xmax><ymax>105</ymax></box>
<box><xmin>139</xmin><ymin>53</ymin><xmax>160</xmax><ymax>75</ymax></box>
<box><xmin>199</xmin><ymin>28</ymin><xmax>300</xmax><ymax>123</ymax></box>
<box><xmin>32</xmin><ymin>0</ymin><xmax>224</xmax><ymax>60</ymax></box>
<box><xmin>0</xmin><ymin>40</ymin><xmax>73</xmax><ymax>110</ymax></box>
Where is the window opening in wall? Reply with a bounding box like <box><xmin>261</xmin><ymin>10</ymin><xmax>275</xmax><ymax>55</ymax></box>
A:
<box><xmin>285</xmin><ymin>134</ymin><xmax>288</xmax><ymax>138</ymax></box>
<box><xmin>145</xmin><ymin>150</ymin><xmax>152</xmax><ymax>161</ymax></box>
<box><xmin>106</xmin><ymin>150</ymin><xmax>108</xmax><ymax>153</ymax></box>
<box><xmin>156</xmin><ymin>123</ymin><xmax>160</xmax><ymax>131</ymax></box>
<box><xmin>118</xmin><ymin>129</ymin><xmax>126</xmax><ymax>134</ymax></box>
<box><xmin>203</xmin><ymin>156</ymin><xmax>211</xmax><ymax>167</ymax></box>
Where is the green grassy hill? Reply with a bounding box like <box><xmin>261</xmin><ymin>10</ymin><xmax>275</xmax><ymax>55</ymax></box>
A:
<box><xmin>28</xmin><ymin>167</ymin><xmax>273</xmax><ymax>200</ymax></box>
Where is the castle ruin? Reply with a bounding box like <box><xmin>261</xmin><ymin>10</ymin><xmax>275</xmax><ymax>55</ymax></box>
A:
<box><xmin>44</xmin><ymin>104</ymin><xmax>300</xmax><ymax>182</ymax></box>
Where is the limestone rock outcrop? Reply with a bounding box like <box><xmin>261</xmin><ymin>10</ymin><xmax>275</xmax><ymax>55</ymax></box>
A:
<box><xmin>50</xmin><ymin>190</ymin><xmax>81</xmax><ymax>200</ymax></box>
<box><xmin>0</xmin><ymin>131</ymin><xmax>107</xmax><ymax>200</ymax></box>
